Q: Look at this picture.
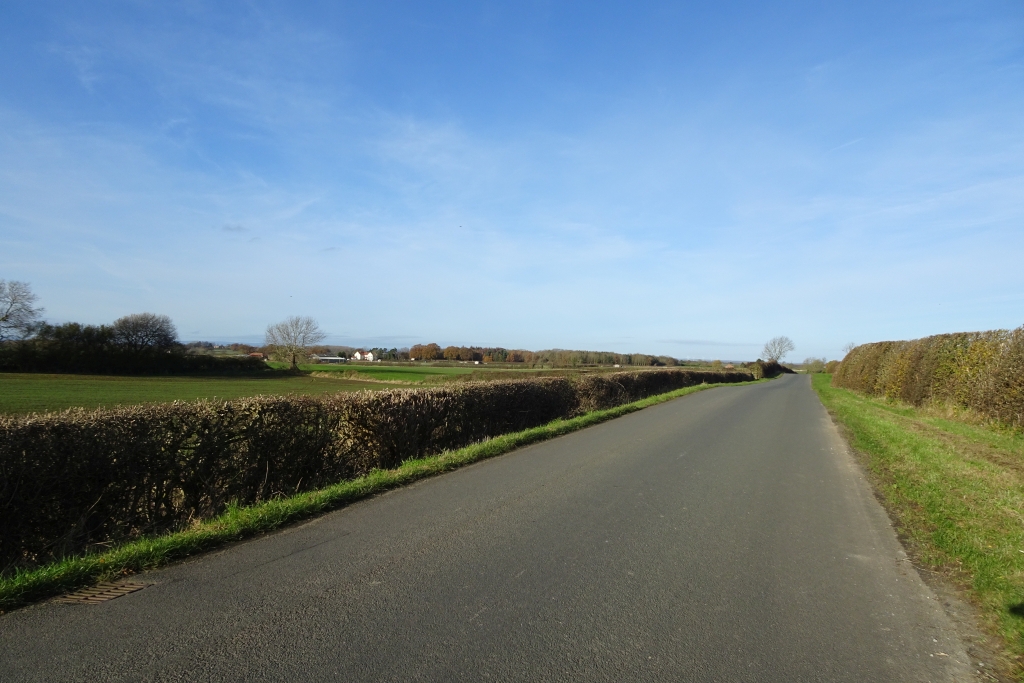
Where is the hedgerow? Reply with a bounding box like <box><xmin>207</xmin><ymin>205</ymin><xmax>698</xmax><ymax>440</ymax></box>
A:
<box><xmin>832</xmin><ymin>326</ymin><xmax>1024</xmax><ymax>429</ymax></box>
<box><xmin>0</xmin><ymin>369</ymin><xmax>752</xmax><ymax>572</ymax></box>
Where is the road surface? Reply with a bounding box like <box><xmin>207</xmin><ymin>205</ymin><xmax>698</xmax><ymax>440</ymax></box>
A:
<box><xmin>0</xmin><ymin>375</ymin><xmax>975</xmax><ymax>681</ymax></box>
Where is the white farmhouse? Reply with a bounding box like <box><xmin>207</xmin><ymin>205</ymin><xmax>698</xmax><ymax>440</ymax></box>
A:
<box><xmin>352</xmin><ymin>350</ymin><xmax>375</xmax><ymax>361</ymax></box>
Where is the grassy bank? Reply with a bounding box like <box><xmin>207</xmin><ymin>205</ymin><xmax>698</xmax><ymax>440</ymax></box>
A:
<box><xmin>0</xmin><ymin>379</ymin><xmax>757</xmax><ymax>613</ymax></box>
<box><xmin>812</xmin><ymin>374</ymin><xmax>1024</xmax><ymax>675</ymax></box>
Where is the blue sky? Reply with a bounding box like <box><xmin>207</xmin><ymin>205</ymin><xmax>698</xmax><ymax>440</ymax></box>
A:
<box><xmin>2</xmin><ymin>1</ymin><xmax>1022</xmax><ymax>360</ymax></box>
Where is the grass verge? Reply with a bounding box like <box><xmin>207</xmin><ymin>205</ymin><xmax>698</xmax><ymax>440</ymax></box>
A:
<box><xmin>0</xmin><ymin>379</ymin><xmax>758</xmax><ymax>613</ymax></box>
<box><xmin>812</xmin><ymin>374</ymin><xmax>1024</xmax><ymax>676</ymax></box>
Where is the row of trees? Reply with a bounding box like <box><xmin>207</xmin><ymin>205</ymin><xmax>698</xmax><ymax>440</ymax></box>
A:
<box><xmin>406</xmin><ymin>343</ymin><xmax>678</xmax><ymax>367</ymax></box>
<box><xmin>414</xmin><ymin>338</ymin><xmax>802</xmax><ymax>368</ymax></box>
<box><xmin>2</xmin><ymin>280</ymin><xmax>180</xmax><ymax>350</ymax></box>
<box><xmin>408</xmin><ymin>337</ymin><xmax>803</xmax><ymax>368</ymax></box>
<box><xmin>33</xmin><ymin>313</ymin><xmax>178</xmax><ymax>350</ymax></box>
<box><xmin>0</xmin><ymin>281</ymin><xmax>263</xmax><ymax>374</ymax></box>
<box><xmin>261</xmin><ymin>338</ymin><xmax>680</xmax><ymax>368</ymax></box>
<box><xmin>0</xmin><ymin>312</ymin><xmax>264</xmax><ymax>374</ymax></box>
<box><xmin>261</xmin><ymin>330</ymin><xmax>800</xmax><ymax>370</ymax></box>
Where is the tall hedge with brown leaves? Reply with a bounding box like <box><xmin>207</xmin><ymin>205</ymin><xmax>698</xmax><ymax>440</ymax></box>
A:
<box><xmin>832</xmin><ymin>326</ymin><xmax>1024</xmax><ymax>428</ymax></box>
<box><xmin>0</xmin><ymin>369</ymin><xmax>751</xmax><ymax>571</ymax></box>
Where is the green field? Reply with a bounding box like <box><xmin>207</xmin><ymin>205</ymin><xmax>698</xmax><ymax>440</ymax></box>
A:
<box><xmin>0</xmin><ymin>372</ymin><xmax>405</xmax><ymax>415</ymax></box>
<box><xmin>282</xmin><ymin>362</ymin><xmax>553</xmax><ymax>383</ymax></box>
<box><xmin>1</xmin><ymin>364</ymin><xmax>694</xmax><ymax>416</ymax></box>
<box><xmin>272</xmin><ymin>362</ymin><xmax>478</xmax><ymax>382</ymax></box>
<box><xmin>0</xmin><ymin>365</ymin><xmax>555</xmax><ymax>414</ymax></box>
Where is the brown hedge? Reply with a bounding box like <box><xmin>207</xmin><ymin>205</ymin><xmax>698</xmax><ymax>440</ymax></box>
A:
<box><xmin>831</xmin><ymin>326</ymin><xmax>1024</xmax><ymax>429</ymax></box>
<box><xmin>0</xmin><ymin>369</ymin><xmax>751</xmax><ymax>571</ymax></box>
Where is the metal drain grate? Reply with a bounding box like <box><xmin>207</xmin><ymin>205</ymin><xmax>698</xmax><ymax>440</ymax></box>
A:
<box><xmin>57</xmin><ymin>581</ymin><xmax>150</xmax><ymax>605</ymax></box>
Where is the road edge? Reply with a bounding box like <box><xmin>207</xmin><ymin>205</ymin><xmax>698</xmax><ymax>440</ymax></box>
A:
<box><xmin>811</xmin><ymin>375</ymin><xmax>1016</xmax><ymax>682</ymax></box>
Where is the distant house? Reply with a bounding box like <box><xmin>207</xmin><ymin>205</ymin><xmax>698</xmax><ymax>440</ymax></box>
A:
<box><xmin>352</xmin><ymin>351</ymin><xmax>375</xmax><ymax>361</ymax></box>
<box><xmin>248</xmin><ymin>352</ymin><xmax>266</xmax><ymax>360</ymax></box>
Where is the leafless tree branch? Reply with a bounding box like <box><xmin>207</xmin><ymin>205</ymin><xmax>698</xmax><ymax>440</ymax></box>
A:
<box><xmin>0</xmin><ymin>280</ymin><xmax>44</xmax><ymax>341</ymax></box>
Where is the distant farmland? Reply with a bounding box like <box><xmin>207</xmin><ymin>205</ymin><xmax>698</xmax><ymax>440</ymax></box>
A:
<box><xmin>282</xmin><ymin>362</ymin><xmax>558</xmax><ymax>383</ymax></box>
<box><xmin>0</xmin><ymin>372</ymin><xmax>399</xmax><ymax>415</ymax></box>
<box><xmin>2</xmin><ymin>362</ymin><xmax>721</xmax><ymax>416</ymax></box>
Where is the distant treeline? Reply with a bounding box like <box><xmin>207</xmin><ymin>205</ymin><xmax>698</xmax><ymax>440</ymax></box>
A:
<box><xmin>215</xmin><ymin>341</ymin><xmax>732</xmax><ymax>368</ymax></box>
<box><xmin>832</xmin><ymin>326</ymin><xmax>1024</xmax><ymax>429</ymax></box>
<box><xmin>407</xmin><ymin>343</ymin><xmax>679</xmax><ymax>367</ymax></box>
<box><xmin>0</xmin><ymin>321</ymin><xmax>265</xmax><ymax>375</ymax></box>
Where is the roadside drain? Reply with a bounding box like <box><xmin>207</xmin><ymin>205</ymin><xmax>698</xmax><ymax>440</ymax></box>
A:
<box><xmin>57</xmin><ymin>582</ymin><xmax>150</xmax><ymax>605</ymax></box>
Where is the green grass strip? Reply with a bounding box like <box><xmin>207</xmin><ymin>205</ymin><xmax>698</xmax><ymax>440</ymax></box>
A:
<box><xmin>0</xmin><ymin>379</ymin><xmax>759</xmax><ymax>613</ymax></box>
<box><xmin>812</xmin><ymin>374</ymin><xmax>1024</xmax><ymax>677</ymax></box>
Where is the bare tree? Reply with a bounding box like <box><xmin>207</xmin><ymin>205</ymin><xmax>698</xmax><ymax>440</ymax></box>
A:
<box><xmin>762</xmin><ymin>336</ymin><xmax>794</xmax><ymax>363</ymax></box>
<box><xmin>0</xmin><ymin>280</ymin><xmax>44</xmax><ymax>341</ymax></box>
<box><xmin>112</xmin><ymin>313</ymin><xmax>179</xmax><ymax>351</ymax></box>
<box><xmin>265</xmin><ymin>316</ymin><xmax>326</xmax><ymax>369</ymax></box>
<box><xmin>842</xmin><ymin>342</ymin><xmax>857</xmax><ymax>357</ymax></box>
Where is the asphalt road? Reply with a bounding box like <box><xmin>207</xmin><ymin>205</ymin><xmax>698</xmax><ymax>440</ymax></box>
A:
<box><xmin>1</xmin><ymin>375</ymin><xmax>976</xmax><ymax>682</ymax></box>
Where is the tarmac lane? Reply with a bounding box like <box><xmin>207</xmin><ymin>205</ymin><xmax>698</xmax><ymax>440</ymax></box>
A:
<box><xmin>0</xmin><ymin>375</ymin><xmax>976</xmax><ymax>682</ymax></box>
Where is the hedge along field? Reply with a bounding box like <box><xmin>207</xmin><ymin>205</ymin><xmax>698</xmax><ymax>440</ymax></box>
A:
<box><xmin>0</xmin><ymin>369</ymin><xmax>754</xmax><ymax>573</ymax></box>
<box><xmin>833</xmin><ymin>326</ymin><xmax>1024</xmax><ymax>430</ymax></box>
